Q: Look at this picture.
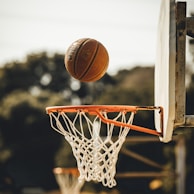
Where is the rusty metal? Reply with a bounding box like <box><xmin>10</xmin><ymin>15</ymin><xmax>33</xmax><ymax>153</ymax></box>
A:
<box><xmin>175</xmin><ymin>2</ymin><xmax>186</xmax><ymax>126</ymax></box>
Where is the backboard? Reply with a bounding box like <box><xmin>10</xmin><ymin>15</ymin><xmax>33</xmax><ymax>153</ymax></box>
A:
<box><xmin>154</xmin><ymin>0</ymin><xmax>186</xmax><ymax>142</ymax></box>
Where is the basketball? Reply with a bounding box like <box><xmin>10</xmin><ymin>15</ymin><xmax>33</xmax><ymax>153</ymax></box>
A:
<box><xmin>64</xmin><ymin>38</ymin><xmax>109</xmax><ymax>82</ymax></box>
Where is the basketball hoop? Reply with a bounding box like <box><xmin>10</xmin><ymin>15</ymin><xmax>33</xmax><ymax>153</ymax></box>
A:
<box><xmin>47</xmin><ymin>105</ymin><xmax>163</xmax><ymax>187</ymax></box>
<box><xmin>53</xmin><ymin>167</ymin><xmax>84</xmax><ymax>194</ymax></box>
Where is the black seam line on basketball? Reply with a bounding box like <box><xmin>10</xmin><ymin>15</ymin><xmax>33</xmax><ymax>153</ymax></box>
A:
<box><xmin>79</xmin><ymin>42</ymin><xmax>99</xmax><ymax>80</ymax></box>
<box><xmin>86</xmin><ymin>62</ymin><xmax>108</xmax><ymax>81</ymax></box>
<box><xmin>84</xmin><ymin>51</ymin><xmax>108</xmax><ymax>81</ymax></box>
<box><xmin>74</xmin><ymin>38</ymin><xmax>90</xmax><ymax>77</ymax></box>
<box><xmin>85</xmin><ymin>58</ymin><xmax>108</xmax><ymax>81</ymax></box>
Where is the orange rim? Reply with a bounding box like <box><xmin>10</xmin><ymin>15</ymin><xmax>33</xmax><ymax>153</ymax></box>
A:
<box><xmin>46</xmin><ymin>105</ymin><xmax>138</xmax><ymax>114</ymax></box>
<box><xmin>46</xmin><ymin>105</ymin><xmax>163</xmax><ymax>137</ymax></box>
<box><xmin>53</xmin><ymin>167</ymin><xmax>80</xmax><ymax>176</ymax></box>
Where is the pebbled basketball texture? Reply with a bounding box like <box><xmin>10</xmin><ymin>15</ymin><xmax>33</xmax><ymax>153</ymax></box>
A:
<box><xmin>64</xmin><ymin>38</ymin><xmax>109</xmax><ymax>82</ymax></box>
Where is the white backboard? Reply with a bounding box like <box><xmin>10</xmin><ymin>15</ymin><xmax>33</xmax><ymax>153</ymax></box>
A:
<box><xmin>154</xmin><ymin>0</ymin><xmax>176</xmax><ymax>142</ymax></box>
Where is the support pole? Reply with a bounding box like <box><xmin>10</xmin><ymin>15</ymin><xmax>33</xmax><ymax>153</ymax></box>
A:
<box><xmin>175</xmin><ymin>135</ymin><xmax>186</xmax><ymax>194</ymax></box>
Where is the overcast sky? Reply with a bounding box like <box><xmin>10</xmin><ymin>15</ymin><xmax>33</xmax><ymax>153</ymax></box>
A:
<box><xmin>0</xmin><ymin>0</ymin><xmax>194</xmax><ymax>74</ymax></box>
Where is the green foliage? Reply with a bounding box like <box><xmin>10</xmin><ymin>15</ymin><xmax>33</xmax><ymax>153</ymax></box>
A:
<box><xmin>95</xmin><ymin>66</ymin><xmax>154</xmax><ymax>106</ymax></box>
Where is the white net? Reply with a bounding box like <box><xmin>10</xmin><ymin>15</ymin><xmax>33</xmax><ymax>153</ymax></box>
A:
<box><xmin>49</xmin><ymin>110</ymin><xmax>135</xmax><ymax>188</ymax></box>
<box><xmin>53</xmin><ymin>168</ymin><xmax>84</xmax><ymax>194</ymax></box>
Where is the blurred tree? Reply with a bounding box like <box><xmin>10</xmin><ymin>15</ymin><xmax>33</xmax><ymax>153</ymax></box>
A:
<box><xmin>95</xmin><ymin>67</ymin><xmax>154</xmax><ymax>105</ymax></box>
<box><xmin>0</xmin><ymin>51</ymin><xmax>115</xmax><ymax>191</ymax></box>
<box><xmin>0</xmin><ymin>52</ymin><xmax>73</xmax><ymax>190</ymax></box>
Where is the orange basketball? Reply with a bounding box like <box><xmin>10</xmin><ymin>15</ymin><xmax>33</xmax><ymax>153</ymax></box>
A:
<box><xmin>64</xmin><ymin>38</ymin><xmax>109</xmax><ymax>82</ymax></box>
